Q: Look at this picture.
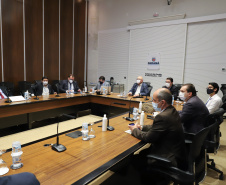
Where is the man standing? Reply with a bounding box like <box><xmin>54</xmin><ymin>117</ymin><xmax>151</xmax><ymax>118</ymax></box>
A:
<box><xmin>178</xmin><ymin>83</ymin><xmax>209</xmax><ymax>133</ymax></box>
<box><xmin>60</xmin><ymin>74</ymin><xmax>81</xmax><ymax>93</ymax></box>
<box><xmin>33</xmin><ymin>76</ymin><xmax>55</xmax><ymax>96</ymax></box>
<box><xmin>128</xmin><ymin>76</ymin><xmax>149</xmax><ymax>97</ymax></box>
<box><xmin>92</xmin><ymin>76</ymin><xmax>109</xmax><ymax>91</ymax></box>
<box><xmin>128</xmin><ymin>88</ymin><xmax>186</xmax><ymax>184</ymax></box>
<box><xmin>162</xmin><ymin>77</ymin><xmax>178</xmax><ymax>99</ymax></box>
<box><xmin>206</xmin><ymin>82</ymin><xmax>223</xmax><ymax>114</ymax></box>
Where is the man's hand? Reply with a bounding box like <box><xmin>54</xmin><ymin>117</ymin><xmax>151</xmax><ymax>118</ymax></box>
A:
<box><xmin>133</xmin><ymin>93</ymin><xmax>139</xmax><ymax>97</ymax></box>
<box><xmin>128</xmin><ymin>122</ymin><xmax>140</xmax><ymax>131</ymax></box>
<box><xmin>128</xmin><ymin>92</ymin><xmax>132</xmax><ymax>96</ymax></box>
<box><xmin>78</xmin><ymin>89</ymin><xmax>81</xmax><ymax>92</ymax></box>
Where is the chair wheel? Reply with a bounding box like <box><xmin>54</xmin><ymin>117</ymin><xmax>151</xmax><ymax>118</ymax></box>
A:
<box><xmin>211</xmin><ymin>162</ymin><xmax>215</xmax><ymax>167</ymax></box>
<box><xmin>219</xmin><ymin>173</ymin><xmax>224</xmax><ymax>180</ymax></box>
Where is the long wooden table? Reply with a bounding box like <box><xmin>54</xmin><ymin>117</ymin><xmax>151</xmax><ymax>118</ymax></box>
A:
<box><xmin>0</xmin><ymin>93</ymin><xmax>147</xmax><ymax>129</ymax></box>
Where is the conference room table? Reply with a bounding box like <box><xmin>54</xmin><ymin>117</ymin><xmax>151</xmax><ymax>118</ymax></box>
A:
<box><xmin>1</xmin><ymin>93</ymin><xmax>183</xmax><ymax>184</ymax></box>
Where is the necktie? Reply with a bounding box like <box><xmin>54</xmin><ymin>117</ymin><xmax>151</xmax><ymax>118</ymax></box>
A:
<box><xmin>70</xmin><ymin>83</ymin><xmax>72</xmax><ymax>90</ymax></box>
<box><xmin>0</xmin><ymin>92</ymin><xmax>4</xmax><ymax>99</ymax></box>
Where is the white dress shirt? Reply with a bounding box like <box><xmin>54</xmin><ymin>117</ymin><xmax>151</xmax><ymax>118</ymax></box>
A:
<box><xmin>206</xmin><ymin>94</ymin><xmax>223</xmax><ymax>114</ymax></box>
<box><xmin>135</xmin><ymin>83</ymin><xmax>142</xmax><ymax>95</ymax></box>
<box><xmin>42</xmin><ymin>86</ymin><xmax>50</xmax><ymax>96</ymax></box>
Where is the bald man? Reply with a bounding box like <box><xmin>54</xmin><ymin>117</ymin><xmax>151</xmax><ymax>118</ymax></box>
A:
<box><xmin>128</xmin><ymin>76</ymin><xmax>149</xmax><ymax>97</ymax></box>
<box><xmin>128</xmin><ymin>88</ymin><xmax>186</xmax><ymax>184</ymax></box>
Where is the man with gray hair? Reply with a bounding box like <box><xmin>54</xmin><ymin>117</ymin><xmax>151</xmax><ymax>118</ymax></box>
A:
<box><xmin>128</xmin><ymin>88</ymin><xmax>186</xmax><ymax>184</ymax></box>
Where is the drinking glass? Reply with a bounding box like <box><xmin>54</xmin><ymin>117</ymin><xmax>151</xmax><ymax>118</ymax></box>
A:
<box><xmin>0</xmin><ymin>149</ymin><xmax>9</xmax><ymax>176</ymax></box>
<box><xmin>89</xmin><ymin>122</ymin><xmax>95</xmax><ymax>138</ymax></box>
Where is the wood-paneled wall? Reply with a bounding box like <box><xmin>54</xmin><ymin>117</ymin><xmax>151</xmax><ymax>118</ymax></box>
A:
<box><xmin>0</xmin><ymin>0</ymin><xmax>86</xmax><ymax>94</ymax></box>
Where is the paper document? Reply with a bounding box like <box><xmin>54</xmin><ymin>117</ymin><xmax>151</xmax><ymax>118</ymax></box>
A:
<box><xmin>125</xmin><ymin>130</ymin><xmax>132</xmax><ymax>134</ymax></box>
<box><xmin>9</xmin><ymin>96</ymin><xmax>26</xmax><ymax>102</ymax></box>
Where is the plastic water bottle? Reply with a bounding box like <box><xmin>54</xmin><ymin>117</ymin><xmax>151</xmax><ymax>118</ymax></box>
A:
<box><xmin>82</xmin><ymin>123</ymin><xmax>90</xmax><ymax>141</ymax></box>
<box><xmin>24</xmin><ymin>91</ymin><xmax>28</xmax><ymax>100</ymax></box>
<box><xmin>102</xmin><ymin>114</ymin><xmax>107</xmax><ymax>131</ymax></box>
<box><xmin>139</xmin><ymin>101</ymin><xmax>142</xmax><ymax>113</ymax></box>
<box><xmin>133</xmin><ymin>108</ymin><xmax>139</xmax><ymax>120</ymax></box>
<box><xmin>172</xmin><ymin>95</ymin><xmax>174</xmax><ymax>105</ymax></box>
<box><xmin>85</xmin><ymin>86</ymin><xmax>87</xmax><ymax>92</ymax></box>
<box><xmin>11</xmin><ymin>141</ymin><xmax>23</xmax><ymax>169</ymax></box>
<box><xmin>140</xmin><ymin>111</ymin><xmax>145</xmax><ymax>126</ymax></box>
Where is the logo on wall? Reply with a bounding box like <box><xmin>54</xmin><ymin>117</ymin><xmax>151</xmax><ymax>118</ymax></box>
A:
<box><xmin>147</xmin><ymin>53</ymin><xmax>160</xmax><ymax>70</ymax></box>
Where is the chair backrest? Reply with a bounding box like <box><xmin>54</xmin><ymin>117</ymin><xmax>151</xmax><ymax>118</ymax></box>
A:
<box><xmin>174</xmin><ymin>84</ymin><xmax>183</xmax><ymax>91</ymax></box>
<box><xmin>220</xmin><ymin>84</ymin><xmax>226</xmax><ymax>95</ymax></box>
<box><xmin>18</xmin><ymin>81</ymin><xmax>32</xmax><ymax>95</ymax></box>
<box><xmin>0</xmin><ymin>82</ymin><xmax>14</xmax><ymax>96</ymax></box>
<box><xmin>52</xmin><ymin>80</ymin><xmax>62</xmax><ymax>92</ymax></box>
<box><xmin>35</xmin><ymin>80</ymin><xmax>42</xmax><ymax>84</ymax></box>
<box><xmin>144</xmin><ymin>82</ymin><xmax>153</xmax><ymax>96</ymax></box>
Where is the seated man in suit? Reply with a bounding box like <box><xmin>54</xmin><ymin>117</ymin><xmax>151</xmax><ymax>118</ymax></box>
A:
<box><xmin>206</xmin><ymin>82</ymin><xmax>223</xmax><ymax>114</ymax></box>
<box><xmin>128</xmin><ymin>88</ymin><xmax>186</xmax><ymax>184</ymax></box>
<box><xmin>178</xmin><ymin>83</ymin><xmax>209</xmax><ymax>133</ymax></box>
<box><xmin>0</xmin><ymin>86</ymin><xmax>8</xmax><ymax>99</ymax></box>
<box><xmin>128</xmin><ymin>76</ymin><xmax>149</xmax><ymax>97</ymax></box>
<box><xmin>33</xmin><ymin>76</ymin><xmax>55</xmax><ymax>96</ymax></box>
<box><xmin>0</xmin><ymin>172</ymin><xmax>40</xmax><ymax>185</ymax></box>
<box><xmin>162</xmin><ymin>77</ymin><xmax>178</xmax><ymax>99</ymax></box>
<box><xmin>60</xmin><ymin>74</ymin><xmax>81</xmax><ymax>93</ymax></box>
<box><xmin>92</xmin><ymin>76</ymin><xmax>109</xmax><ymax>91</ymax></box>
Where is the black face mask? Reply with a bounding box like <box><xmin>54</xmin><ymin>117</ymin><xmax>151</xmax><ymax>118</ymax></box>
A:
<box><xmin>99</xmin><ymin>81</ymin><xmax>103</xmax><ymax>84</ymax></box>
<box><xmin>207</xmin><ymin>88</ymin><xmax>214</xmax><ymax>94</ymax></box>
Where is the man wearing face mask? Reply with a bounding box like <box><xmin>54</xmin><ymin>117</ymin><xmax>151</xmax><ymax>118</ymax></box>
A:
<box><xmin>33</xmin><ymin>76</ymin><xmax>55</xmax><ymax>96</ymax></box>
<box><xmin>178</xmin><ymin>83</ymin><xmax>209</xmax><ymax>133</ymax></box>
<box><xmin>128</xmin><ymin>88</ymin><xmax>186</xmax><ymax>185</ymax></box>
<box><xmin>162</xmin><ymin>77</ymin><xmax>178</xmax><ymax>99</ymax></box>
<box><xmin>92</xmin><ymin>76</ymin><xmax>109</xmax><ymax>91</ymax></box>
<box><xmin>60</xmin><ymin>74</ymin><xmax>81</xmax><ymax>93</ymax></box>
<box><xmin>206</xmin><ymin>82</ymin><xmax>222</xmax><ymax>114</ymax></box>
<box><xmin>128</xmin><ymin>76</ymin><xmax>149</xmax><ymax>97</ymax></box>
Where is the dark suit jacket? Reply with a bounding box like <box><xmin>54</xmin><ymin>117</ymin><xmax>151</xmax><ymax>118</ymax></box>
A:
<box><xmin>162</xmin><ymin>84</ymin><xmax>178</xmax><ymax>99</ymax></box>
<box><xmin>33</xmin><ymin>83</ymin><xmax>54</xmax><ymax>96</ymax></box>
<box><xmin>59</xmin><ymin>80</ymin><xmax>80</xmax><ymax>93</ymax></box>
<box><xmin>132</xmin><ymin>105</ymin><xmax>186</xmax><ymax>168</ymax></box>
<box><xmin>179</xmin><ymin>96</ymin><xmax>209</xmax><ymax>133</ymax></box>
<box><xmin>129</xmin><ymin>83</ymin><xmax>149</xmax><ymax>96</ymax></box>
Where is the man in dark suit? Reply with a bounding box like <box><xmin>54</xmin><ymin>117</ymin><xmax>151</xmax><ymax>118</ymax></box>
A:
<box><xmin>162</xmin><ymin>77</ymin><xmax>178</xmax><ymax>99</ymax></box>
<box><xmin>178</xmin><ymin>83</ymin><xmax>209</xmax><ymax>133</ymax></box>
<box><xmin>59</xmin><ymin>74</ymin><xmax>81</xmax><ymax>93</ymax></box>
<box><xmin>128</xmin><ymin>76</ymin><xmax>149</xmax><ymax>97</ymax></box>
<box><xmin>33</xmin><ymin>76</ymin><xmax>55</xmax><ymax>96</ymax></box>
<box><xmin>128</xmin><ymin>88</ymin><xmax>186</xmax><ymax>184</ymax></box>
<box><xmin>0</xmin><ymin>172</ymin><xmax>40</xmax><ymax>185</ymax></box>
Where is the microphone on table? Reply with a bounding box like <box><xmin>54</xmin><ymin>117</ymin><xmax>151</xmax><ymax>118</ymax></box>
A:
<box><xmin>107</xmin><ymin>102</ymin><xmax>127</xmax><ymax>131</ymax></box>
<box><xmin>125</xmin><ymin>97</ymin><xmax>135</xmax><ymax>121</ymax></box>
<box><xmin>52</xmin><ymin>114</ymin><xmax>76</xmax><ymax>152</ymax></box>
<box><xmin>31</xmin><ymin>84</ymin><xmax>39</xmax><ymax>100</ymax></box>
<box><xmin>5</xmin><ymin>88</ymin><xmax>12</xmax><ymax>103</ymax></box>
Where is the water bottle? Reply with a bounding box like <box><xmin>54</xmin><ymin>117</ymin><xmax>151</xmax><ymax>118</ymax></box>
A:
<box><xmin>82</xmin><ymin>123</ymin><xmax>90</xmax><ymax>141</ymax></box>
<box><xmin>85</xmin><ymin>86</ymin><xmax>87</xmax><ymax>93</ymax></box>
<box><xmin>24</xmin><ymin>91</ymin><xmax>28</xmax><ymax>100</ymax></box>
<box><xmin>133</xmin><ymin>108</ymin><xmax>139</xmax><ymax>120</ymax></box>
<box><xmin>139</xmin><ymin>101</ymin><xmax>142</xmax><ymax>113</ymax></box>
<box><xmin>140</xmin><ymin>111</ymin><xmax>145</xmax><ymax>126</ymax></box>
<box><xmin>11</xmin><ymin>141</ymin><xmax>23</xmax><ymax>169</ymax></box>
<box><xmin>172</xmin><ymin>95</ymin><xmax>174</xmax><ymax>105</ymax></box>
<box><xmin>102</xmin><ymin>114</ymin><xmax>107</xmax><ymax>131</ymax></box>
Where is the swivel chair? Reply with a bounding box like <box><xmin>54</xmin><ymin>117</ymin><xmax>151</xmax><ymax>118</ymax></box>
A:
<box><xmin>205</xmin><ymin>108</ymin><xmax>225</xmax><ymax>180</ymax></box>
<box><xmin>174</xmin><ymin>84</ymin><xmax>183</xmax><ymax>91</ymax></box>
<box><xmin>18</xmin><ymin>81</ymin><xmax>32</xmax><ymax>96</ymax></box>
<box><xmin>0</xmin><ymin>82</ymin><xmax>14</xmax><ymax>96</ymax></box>
<box><xmin>220</xmin><ymin>84</ymin><xmax>226</xmax><ymax>95</ymax></box>
<box><xmin>147</xmin><ymin>124</ymin><xmax>213</xmax><ymax>185</ymax></box>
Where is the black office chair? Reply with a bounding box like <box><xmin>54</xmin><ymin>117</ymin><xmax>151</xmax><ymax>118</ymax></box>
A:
<box><xmin>144</xmin><ymin>82</ymin><xmax>153</xmax><ymax>96</ymax></box>
<box><xmin>35</xmin><ymin>80</ymin><xmax>42</xmax><ymax>84</ymax></box>
<box><xmin>147</xmin><ymin>124</ymin><xmax>213</xmax><ymax>185</ymax></box>
<box><xmin>222</xmin><ymin>95</ymin><xmax>226</xmax><ymax>104</ymax></box>
<box><xmin>220</xmin><ymin>84</ymin><xmax>226</xmax><ymax>95</ymax></box>
<box><xmin>0</xmin><ymin>82</ymin><xmax>14</xmax><ymax>96</ymax></box>
<box><xmin>18</xmin><ymin>81</ymin><xmax>32</xmax><ymax>96</ymax></box>
<box><xmin>52</xmin><ymin>80</ymin><xmax>62</xmax><ymax>93</ymax></box>
<box><xmin>174</xmin><ymin>84</ymin><xmax>183</xmax><ymax>91</ymax></box>
<box><xmin>205</xmin><ymin>108</ymin><xmax>225</xmax><ymax>180</ymax></box>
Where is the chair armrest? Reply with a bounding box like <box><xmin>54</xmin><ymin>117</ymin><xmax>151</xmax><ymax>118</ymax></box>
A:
<box><xmin>147</xmin><ymin>154</ymin><xmax>173</xmax><ymax>167</ymax></box>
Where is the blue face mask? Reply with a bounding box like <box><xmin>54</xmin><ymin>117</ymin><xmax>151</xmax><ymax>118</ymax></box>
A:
<box><xmin>152</xmin><ymin>102</ymin><xmax>161</xmax><ymax>112</ymax></box>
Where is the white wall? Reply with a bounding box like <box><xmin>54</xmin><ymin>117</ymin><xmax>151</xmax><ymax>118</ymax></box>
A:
<box><xmin>88</xmin><ymin>0</ymin><xmax>226</xmax><ymax>100</ymax></box>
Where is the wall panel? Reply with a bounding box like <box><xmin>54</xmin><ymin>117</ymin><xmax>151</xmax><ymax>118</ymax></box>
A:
<box><xmin>74</xmin><ymin>0</ymin><xmax>86</xmax><ymax>89</ymax></box>
<box><xmin>60</xmin><ymin>0</ymin><xmax>73</xmax><ymax>80</ymax></box>
<box><xmin>44</xmin><ymin>0</ymin><xmax>59</xmax><ymax>82</ymax></box>
<box><xmin>25</xmin><ymin>0</ymin><xmax>43</xmax><ymax>82</ymax></box>
<box><xmin>2</xmin><ymin>0</ymin><xmax>24</xmax><ymax>89</ymax></box>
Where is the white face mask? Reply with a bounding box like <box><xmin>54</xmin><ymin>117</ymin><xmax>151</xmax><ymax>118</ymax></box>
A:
<box><xmin>136</xmin><ymin>80</ymin><xmax>141</xmax><ymax>84</ymax></box>
<box><xmin>43</xmin><ymin>81</ymin><xmax>48</xmax><ymax>86</ymax></box>
<box><xmin>179</xmin><ymin>92</ymin><xmax>186</xmax><ymax>101</ymax></box>
<box><xmin>69</xmin><ymin>80</ymin><xmax>73</xmax><ymax>83</ymax></box>
<box><xmin>165</xmin><ymin>83</ymin><xmax>170</xmax><ymax>88</ymax></box>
